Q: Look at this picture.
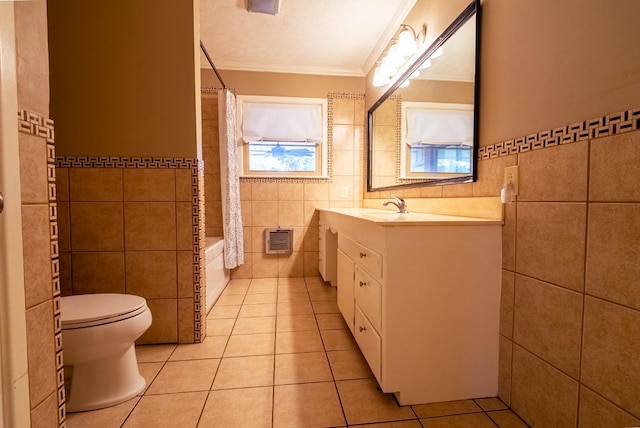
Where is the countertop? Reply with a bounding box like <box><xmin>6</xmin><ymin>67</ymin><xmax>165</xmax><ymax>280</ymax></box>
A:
<box><xmin>318</xmin><ymin>208</ymin><xmax>503</xmax><ymax>226</ymax></box>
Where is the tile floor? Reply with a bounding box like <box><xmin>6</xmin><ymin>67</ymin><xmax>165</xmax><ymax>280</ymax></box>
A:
<box><xmin>65</xmin><ymin>277</ymin><xmax>528</xmax><ymax>427</ymax></box>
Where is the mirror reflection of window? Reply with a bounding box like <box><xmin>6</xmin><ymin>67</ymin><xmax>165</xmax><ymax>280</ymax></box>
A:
<box><xmin>402</xmin><ymin>102</ymin><xmax>474</xmax><ymax>177</ymax></box>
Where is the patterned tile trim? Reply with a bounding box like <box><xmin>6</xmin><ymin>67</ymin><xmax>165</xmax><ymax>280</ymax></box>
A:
<box><xmin>195</xmin><ymin>160</ymin><xmax>206</xmax><ymax>342</ymax></box>
<box><xmin>55</xmin><ymin>156</ymin><xmax>206</xmax><ymax>344</ymax></box>
<box><xmin>55</xmin><ymin>156</ymin><xmax>199</xmax><ymax>169</ymax></box>
<box><xmin>17</xmin><ymin>109</ymin><xmax>55</xmax><ymax>142</ymax></box>
<box><xmin>478</xmin><ymin>107</ymin><xmax>640</xmax><ymax>160</ymax></box>
<box><xmin>17</xmin><ymin>109</ymin><xmax>66</xmax><ymax>426</ymax></box>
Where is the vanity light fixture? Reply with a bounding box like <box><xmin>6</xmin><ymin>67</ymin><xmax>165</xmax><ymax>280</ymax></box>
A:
<box><xmin>372</xmin><ymin>24</ymin><xmax>426</xmax><ymax>87</ymax></box>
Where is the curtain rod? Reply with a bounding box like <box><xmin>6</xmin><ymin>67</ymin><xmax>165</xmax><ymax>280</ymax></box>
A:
<box><xmin>200</xmin><ymin>41</ymin><xmax>227</xmax><ymax>90</ymax></box>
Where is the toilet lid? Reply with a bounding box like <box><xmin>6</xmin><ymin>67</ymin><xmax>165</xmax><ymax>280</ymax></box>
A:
<box><xmin>61</xmin><ymin>293</ymin><xmax>148</xmax><ymax>329</ymax></box>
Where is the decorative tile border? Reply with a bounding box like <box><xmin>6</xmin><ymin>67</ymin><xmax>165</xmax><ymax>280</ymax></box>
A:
<box><xmin>55</xmin><ymin>156</ymin><xmax>206</xmax><ymax>344</ymax></box>
<box><xmin>478</xmin><ymin>107</ymin><xmax>640</xmax><ymax>160</ymax></box>
<box><xmin>55</xmin><ymin>156</ymin><xmax>199</xmax><ymax>169</ymax></box>
<box><xmin>18</xmin><ymin>109</ymin><xmax>55</xmax><ymax>142</ymax></box>
<box><xmin>17</xmin><ymin>109</ymin><xmax>66</xmax><ymax>426</ymax></box>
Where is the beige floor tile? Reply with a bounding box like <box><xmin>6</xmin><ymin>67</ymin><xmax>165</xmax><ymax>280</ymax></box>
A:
<box><xmin>251</xmin><ymin>278</ymin><xmax>278</xmax><ymax>287</ymax></box>
<box><xmin>146</xmin><ymin>359</ymin><xmax>219</xmax><ymax>394</ymax></box>
<box><xmin>309</xmin><ymin>288</ymin><xmax>338</xmax><ymax>302</ymax></box>
<box><xmin>306</xmin><ymin>280</ymin><xmax>332</xmax><ymax>293</ymax></box>
<box><xmin>316</xmin><ymin>313</ymin><xmax>348</xmax><ymax>330</ymax></box>
<box><xmin>312</xmin><ymin>300</ymin><xmax>340</xmax><ymax>314</ymax></box>
<box><xmin>232</xmin><ymin>316</ymin><xmax>276</xmax><ymax>335</ymax></box>
<box><xmin>138</xmin><ymin>362</ymin><xmax>163</xmax><ymax>395</ymax></box>
<box><xmin>215</xmin><ymin>294</ymin><xmax>245</xmax><ymax>306</ymax></box>
<box><xmin>321</xmin><ymin>329</ymin><xmax>358</xmax><ymax>351</ymax></box>
<box><xmin>238</xmin><ymin>303</ymin><xmax>277</xmax><ymax>318</ymax></box>
<box><xmin>135</xmin><ymin>344</ymin><xmax>176</xmax><ymax>363</ymax></box>
<box><xmin>243</xmin><ymin>293</ymin><xmax>277</xmax><ymax>304</ymax></box>
<box><xmin>278</xmin><ymin>282</ymin><xmax>308</xmax><ymax>294</ymax></box>
<box><xmin>66</xmin><ymin>396</ymin><xmax>139</xmax><ymax>428</ymax></box>
<box><xmin>276</xmin><ymin>314</ymin><xmax>318</xmax><ymax>332</ymax></box>
<box><xmin>413</xmin><ymin>400</ymin><xmax>482</xmax><ymax>418</ymax></box>
<box><xmin>420</xmin><ymin>412</ymin><xmax>497</xmax><ymax>427</ymax></box>
<box><xmin>224</xmin><ymin>333</ymin><xmax>275</xmax><ymax>357</ymax></box>
<box><xmin>198</xmin><ymin>387</ymin><xmax>273</xmax><ymax>428</ymax></box>
<box><xmin>123</xmin><ymin>391</ymin><xmax>207</xmax><ymax>428</ymax></box>
<box><xmin>487</xmin><ymin>410</ymin><xmax>529</xmax><ymax>428</ymax></box>
<box><xmin>276</xmin><ymin>330</ymin><xmax>324</xmax><ymax>354</ymax></box>
<box><xmin>277</xmin><ymin>291</ymin><xmax>310</xmax><ymax>303</ymax></box>
<box><xmin>221</xmin><ymin>282</ymin><xmax>249</xmax><ymax>296</ymax></box>
<box><xmin>475</xmin><ymin>397</ymin><xmax>508</xmax><ymax>411</ymax></box>
<box><xmin>211</xmin><ymin>355</ymin><xmax>274</xmax><ymax>390</ymax></box>
<box><xmin>248</xmin><ymin>283</ymin><xmax>278</xmax><ymax>294</ymax></box>
<box><xmin>275</xmin><ymin>352</ymin><xmax>333</xmax><ymax>385</ymax></box>
<box><xmin>169</xmin><ymin>336</ymin><xmax>228</xmax><ymax>360</ymax></box>
<box><xmin>208</xmin><ymin>304</ymin><xmax>241</xmax><ymax>319</ymax></box>
<box><xmin>206</xmin><ymin>318</ymin><xmax>235</xmax><ymax>336</ymax></box>
<box><xmin>278</xmin><ymin>277</ymin><xmax>306</xmax><ymax>286</ymax></box>
<box><xmin>336</xmin><ymin>379</ymin><xmax>415</xmax><ymax>425</ymax></box>
<box><xmin>277</xmin><ymin>300</ymin><xmax>314</xmax><ymax>316</ymax></box>
<box><xmin>273</xmin><ymin>382</ymin><xmax>346</xmax><ymax>428</ymax></box>
<box><xmin>327</xmin><ymin>350</ymin><xmax>374</xmax><ymax>380</ymax></box>
<box><xmin>350</xmin><ymin>421</ymin><xmax>423</xmax><ymax>428</ymax></box>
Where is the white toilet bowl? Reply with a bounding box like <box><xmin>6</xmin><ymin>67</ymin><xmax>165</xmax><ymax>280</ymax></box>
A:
<box><xmin>61</xmin><ymin>293</ymin><xmax>152</xmax><ymax>412</ymax></box>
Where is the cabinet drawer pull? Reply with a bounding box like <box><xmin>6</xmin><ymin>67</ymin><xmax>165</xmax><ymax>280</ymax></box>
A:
<box><xmin>359</xmin><ymin>252</ymin><xmax>367</xmax><ymax>258</ymax></box>
<box><xmin>359</xmin><ymin>326</ymin><xmax>366</xmax><ymax>333</ymax></box>
<box><xmin>359</xmin><ymin>281</ymin><xmax>367</xmax><ymax>287</ymax></box>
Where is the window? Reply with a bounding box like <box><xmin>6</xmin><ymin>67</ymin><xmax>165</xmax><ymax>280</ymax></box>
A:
<box><xmin>237</xmin><ymin>96</ymin><xmax>328</xmax><ymax>178</ymax></box>
<box><xmin>401</xmin><ymin>102</ymin><xmax>474</xmax><ymax>178</ymax></box>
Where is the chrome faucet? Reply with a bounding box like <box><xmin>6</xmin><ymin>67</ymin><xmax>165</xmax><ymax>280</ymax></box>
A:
<box><xmin>383</xmin><ymin>196</ymin><xmax>408</xmax><ymax>213</ymax></box>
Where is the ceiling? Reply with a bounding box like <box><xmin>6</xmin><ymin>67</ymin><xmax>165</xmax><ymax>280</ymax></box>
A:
<box><xmin>199</xmin><ymin>0</ymin><xmax>417</xmax><ymax>77</ymax></box>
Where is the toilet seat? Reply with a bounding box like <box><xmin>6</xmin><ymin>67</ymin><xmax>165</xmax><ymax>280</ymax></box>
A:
<box><xmin>61</xmin><ymin>294</ymin><xmax>148</xmax><ymax>329</ymax></box>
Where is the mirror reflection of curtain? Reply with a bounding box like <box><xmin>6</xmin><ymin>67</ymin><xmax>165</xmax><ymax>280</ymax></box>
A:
<box><xmin>217</xmin><ymin>89</ymin><xmax>244</xmax><ymax>269</ymax></box>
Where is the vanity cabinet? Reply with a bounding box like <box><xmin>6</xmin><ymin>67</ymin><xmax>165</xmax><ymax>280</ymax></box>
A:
<box><xmin>319</xmin><ymin>208</ymin><xmax>502</xmax><ymax>406</ymax></box>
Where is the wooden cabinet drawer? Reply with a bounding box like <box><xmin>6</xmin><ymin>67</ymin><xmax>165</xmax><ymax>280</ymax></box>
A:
<box><xmin>338</xmin><ymin>234</ymin><xmax>355</xmax><ymax>260</ymax></box>
<box><xmin>355</xmin><ymin>306</ymin><xmax>381</xmax><ymax>381</ymax></box>
<box><xmin>355</xmin><ymin>242</ymin><xmax>382</xmax><ymax>279</ymax></box>
<box><xmin>355</xmin><ymin>266</ymin><xmax>382</xmax><ymax>331</ymax></box>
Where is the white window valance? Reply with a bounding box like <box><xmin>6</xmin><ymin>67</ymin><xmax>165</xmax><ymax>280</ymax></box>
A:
<box><xmin>241</xmin><ymin>102</ymin><xmax>323</xmax><ymax>143</ymax></box>
<box><xmin>406</xmin><ymin>108</ymin><xmax>474</xmax><ymax>146</ymax></box>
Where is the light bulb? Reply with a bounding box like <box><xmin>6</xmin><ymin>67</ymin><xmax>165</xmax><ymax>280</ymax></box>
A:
<box><xmin>372</xmin><ymin>67</ymin><xmax>391</xmax><ymax>87</ymax></box>
<box><xmin>397</xmin><ymin>28</ymin><xmax>418</xmax><ymax>57</ymax></box>
<box><xmin>431</xmin><ymin>46</ymin><xmax>444</xmax><ymax>59</ymax></box>
<box><xmin>419</xmin><ymin>58</ymin><xmax>431</xmax><ymax>70</ymax></box>
<box><xmin>382</xmin><ymin>44</ymin><xmax>404</xmax><ymax>68</ymax></box>
<box><xmin>409</xmin><ymin>69</ymin><xmax>420</xmax><ymax>79</ymax></box>
<box><xmin>399</xmin><ymin>79</ymin><xmax>410</xmax><ymax>88</ymax></box>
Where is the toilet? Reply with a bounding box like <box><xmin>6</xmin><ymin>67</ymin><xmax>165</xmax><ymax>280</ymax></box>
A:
<box><xmin>60</xmin><ymin>293</ymin><xmax>152</xmax><ymax>412</ymax></box>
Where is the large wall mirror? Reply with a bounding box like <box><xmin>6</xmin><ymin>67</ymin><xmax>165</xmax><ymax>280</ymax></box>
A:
<box><xmin>367</xmin><ymin>0</ymin><xmax>480</xmax><ymax>191</ymax></box>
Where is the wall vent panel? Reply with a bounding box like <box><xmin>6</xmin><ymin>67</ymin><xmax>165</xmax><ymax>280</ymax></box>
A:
<box><xmin>265</xmin><ymin>228</ymin><xmax>292</xmax><ymax>254</ymax></box>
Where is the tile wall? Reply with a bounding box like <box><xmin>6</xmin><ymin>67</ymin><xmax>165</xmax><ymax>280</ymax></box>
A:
<box><xmin>496</xmin><ymin>111</ymin><xmax>640</xmax><ymax>426</ymax></box>
<box><xmin>14</xmin><ymin>0</ymin><xmax>66</xmax><ymax>425</ymax></box>
<box><xmin>55</xmin><ymin>158</ymin><xmax>206</xmax><ymax>344</ymax></box>
<box><xmin>18</xmin><ymin>110</ymin><xmax>65</xmax><ymax>426</ymax></box>
<box><xmin>201</xmin><ymin>91</ymin><xmax>366</xmax><ymax>279</ymax></box>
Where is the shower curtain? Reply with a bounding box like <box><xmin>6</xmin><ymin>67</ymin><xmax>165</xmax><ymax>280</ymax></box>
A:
<box><xmin>217</xmin><ymin>88</ymin><xmax>244</xmax><ymax>269</ymax></box>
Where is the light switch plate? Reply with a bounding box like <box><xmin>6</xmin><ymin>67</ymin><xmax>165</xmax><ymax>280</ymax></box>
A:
<box><xmin>504</xmin><ymin>166</ymin><xmax>519</xmax><ymax>196</ymax></box>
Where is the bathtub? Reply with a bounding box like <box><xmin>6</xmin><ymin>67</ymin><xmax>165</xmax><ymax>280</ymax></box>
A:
<box><xmin>205</xmin><ymin>237</ymin><xmax>230</xmax><ymax>314</ymax></box>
